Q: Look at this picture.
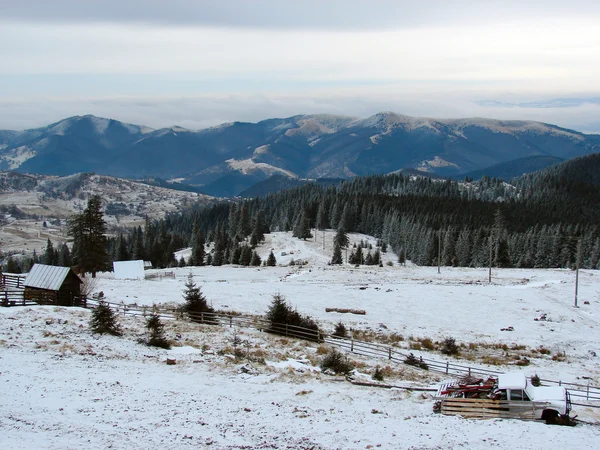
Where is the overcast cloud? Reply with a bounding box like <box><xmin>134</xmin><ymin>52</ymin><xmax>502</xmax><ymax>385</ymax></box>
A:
<box><xmin>1</xmin><ymin>1</ymin><xmax>599</xmax><ymax>132</ymax></box>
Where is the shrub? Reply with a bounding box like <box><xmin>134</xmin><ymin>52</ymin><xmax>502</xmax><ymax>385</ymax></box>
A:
<box><xmin>530</xmin><ymin>373</ymin><xmax>541</xmax><ymax>387</ymax></box>
<box><xmin>404</xmin><ymin>353</ymin><xmax>429</xmax><ymax>370</ymax></box>
<box><xmin>333</xmin><ymin>321</ymin><xmax>347</xmax><ymax>338</ymax></box>
<box><xmin>441</xmin><ymin>337</ymin><xmax>459</xmax><ymax>355</ymax></box>
<box><xmin>89</xmin><ymin>302</ymin><xmax>122</xmax><ymax>336</ymax></box>
<box><xmin>372</xmin><ymin>366</ymin><xmax>384</xmax><ymax>381</ymax></box>
<box><xmin>320</xmin><ymin>348</ymin><xmax>354</xmax><ymax>375</ymax></box>
<box><xmin>146</xmin><ymin>313</ymin><xmax>171</xmax><ymax>349</ymax></box>
<box><xmin>421</xmin><ymin>338</ymin><xmax>435</xmax><ymax>351</ymax></box>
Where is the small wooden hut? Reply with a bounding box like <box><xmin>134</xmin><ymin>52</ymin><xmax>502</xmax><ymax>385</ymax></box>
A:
<box><xmin>24</xmin><ymin>264</ymin><xmax>83</xmax><ymax>306</ymax></box>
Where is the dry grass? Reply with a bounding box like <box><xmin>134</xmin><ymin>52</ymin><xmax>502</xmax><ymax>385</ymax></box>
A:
<box><xmin>316</xmin><ymin>345</ymin><xmax>329</xmax><ymax>355</ymax></box>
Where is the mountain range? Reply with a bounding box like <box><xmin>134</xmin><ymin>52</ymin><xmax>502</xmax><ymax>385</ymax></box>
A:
<box><xmin>1</xmin><ymin>112</ymin><xmax>599</xmax><ymax>197</ymax></box>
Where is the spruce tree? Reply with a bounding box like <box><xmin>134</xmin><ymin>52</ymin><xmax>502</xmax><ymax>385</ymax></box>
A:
<box><xmin>43</xmin><ymin>238</ymin><xmax>55</xmax><ymax>265</ymax></box>
<box><xmin>89</xmin><ymin>302</ymin><xmax>122</xmax><ymax>336</ymax></box>
<box><xmin>146</xmin><ymin>313</ymin><xmax>171</xmax><ymax>349</ymax></box>
<box><xmin>293</xmin><ymin>211</ymin><xmax>312</xmax><ymax>240</ymax></box>
<box><xmin>5</xmin><ymin>256</ymin><xmax>21</xmax><ymax>273</ymax></box>
<box><xmin>331</xmin><ymin>243</ymin><xmax>343</xmax><ymax>264</ymax></box>
<box><xmin>266</xmin><ymin>251</ymin><xmax>277</xmax><ymax>266</ymax></box>
<box><xmin>250</xmin><ymin>251</ymin><xmax>262</xmax><ymax>266</ymax></box>
<box><xmin>240</xmin><ymin>245</ymin><xmax>252</xmax><ymax>266</ymax></box>
<box><xmin>333</xmin><ymin>227</ymin><xmax>349</xmax><ymax>249</ymax></box>
<box><xmin>182</xmin><ymin>272</ymin><xmax>214</xmax><ymax>322</ymax></box>
<box><xmin>68</xmin><ymin>195</ymin><xmax>109</xmax><ymax>277</ymax></box>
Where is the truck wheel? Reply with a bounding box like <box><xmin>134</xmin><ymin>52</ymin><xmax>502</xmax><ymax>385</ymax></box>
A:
<box><xmin>542</xmin><ymin>409</ymin><xmax>559</xmax><ymax>424</ymax></box>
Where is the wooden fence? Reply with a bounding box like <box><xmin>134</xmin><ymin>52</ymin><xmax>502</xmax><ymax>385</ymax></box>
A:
<box><xmin>1</xmin><ymin>273</ymin><xmax>26</xmax><ymax>289</ymax></box>
<box><xmin>0</xmin><ymin>289</ymin><xmax>34</xmax><ymax>307</ymax></box>
<box><xmin>438</xmin><ymin>398</ymin><xmax>538</xmax><ymax>420</ymax></box>
<box><xmin>83</xmin><ymin>298</ymin><xmax>600</xmax><ymax>406</ymax></box>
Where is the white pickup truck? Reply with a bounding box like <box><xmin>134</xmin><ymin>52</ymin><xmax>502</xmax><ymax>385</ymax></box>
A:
<box><xmin>435</xmin><ymin>372</ymin><xmax>572</xmax><ymax>424</ymax></box>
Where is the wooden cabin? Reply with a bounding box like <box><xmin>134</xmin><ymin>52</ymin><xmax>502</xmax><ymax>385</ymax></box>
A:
<box><xmin>23</xmin><ymin>264</ymin><xmax>84</xmax><ymax>306</ymax></box>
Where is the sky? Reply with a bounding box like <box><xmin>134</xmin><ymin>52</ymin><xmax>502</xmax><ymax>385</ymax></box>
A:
<box><xmin>1</xmin><ymin>0</ymin><xmax>600</xmax><ymax>132</ymax></box>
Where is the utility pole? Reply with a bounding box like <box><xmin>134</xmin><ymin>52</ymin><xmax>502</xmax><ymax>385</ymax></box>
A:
<box><xmin>438</xmin><ymin>229</ymin><xmax>441</xmax><ymax>274</ymax></box>
<box><xmin>488</xmin><ymin>232</ymin><xmax>493</xmax><ymax>283</ymax></box>
<box><xmin>575</xmin><ymin>239</ymin><xmax>581</xmax><ymax>307</ymax></box>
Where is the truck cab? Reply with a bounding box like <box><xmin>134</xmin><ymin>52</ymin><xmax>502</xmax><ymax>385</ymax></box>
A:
<box><xmin>494</xmin><ymin>373</ymin><xmax>571</xmax><ymax>423</ymax></box>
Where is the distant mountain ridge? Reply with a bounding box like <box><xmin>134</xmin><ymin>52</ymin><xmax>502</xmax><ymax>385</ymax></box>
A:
<box><xmin>1</xmin><ymin>113</ymin><xmax>599</xmax><ymax>197</ymax></box>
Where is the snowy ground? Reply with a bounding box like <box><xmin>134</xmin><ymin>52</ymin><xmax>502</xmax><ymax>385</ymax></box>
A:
<box><xmin>2</xmin><ymin>231</ymin><xmax>600</xmax><ymax>449</ymax></box>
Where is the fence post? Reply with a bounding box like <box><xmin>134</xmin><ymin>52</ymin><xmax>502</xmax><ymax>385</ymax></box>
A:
<box><xmin>559</xmin><ymin>380</ymin><xmax>562</xmax><ymax>386</ymax></box>
<box><xmin>121</xmin><ymin>301</ymin><xmax>125</xmax><ymax>316</ymax></box>
<box><xmin>388</xmin><ymin>347</ymin><xmax>392</xmax><ymax>360</ymax></box>
<box><xmin>230</xmin><ymin>316</ymin><xmax>233</xmax><ymax>328</ymax></box>
<box><xmin>587</xmin><ymin>383</ymin><xmax>590</xmax><ymax>401</ymax></box>
<box><xmin>446</xmin><ymin>361</ymin><xmax>449</xmax><ymax>374</ymax></box>
<box><xmin>468</xmin><ymin>367</ymin><xmax>471</xmax><ymax>376</ymax></box>
<box><xmin>201</xmin><ymin>312</ymin><xmax>204</xmax><ymax>323</ymax></box>
<box><xmin>285</xmin><ymin>323</ymin><xmax>289</xmax><ymax>337</ymax></box>
<box><xmin>351</xmin><ymin>339</ymin><xmax>354</xmax><ymax>352</ymax></box>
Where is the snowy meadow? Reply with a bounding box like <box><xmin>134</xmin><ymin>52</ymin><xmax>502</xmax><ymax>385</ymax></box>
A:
<box><xmin>2</xmin><ymin>231</ymin><xmax>600</xmax><ymax>449</ymax></box>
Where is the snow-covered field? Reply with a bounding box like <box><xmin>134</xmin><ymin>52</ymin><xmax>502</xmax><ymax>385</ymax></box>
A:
<box><xmin>2</xmin><ymin>231</ymin><xmax>600</xmax><ymax>449</ymax></box>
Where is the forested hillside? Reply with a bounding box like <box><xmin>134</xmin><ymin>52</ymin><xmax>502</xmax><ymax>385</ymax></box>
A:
<box><xmin>90</xmin><ymin>153</ymin><xmax>599</xmax><ymax>271</ymax></box>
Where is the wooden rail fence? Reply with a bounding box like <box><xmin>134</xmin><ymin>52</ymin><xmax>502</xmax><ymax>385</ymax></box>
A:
<box><xmin>438</xmin><ymin>398</ymin><xmax>538</xmax><ymax>420</ymax></box>
<box><xmin>84</xmin><ymin>298</ymin><xmax>600</xmax><ymax>406</ymax></box>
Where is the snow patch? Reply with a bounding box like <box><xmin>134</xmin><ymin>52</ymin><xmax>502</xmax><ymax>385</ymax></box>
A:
<box><xmin>226</xmin><ymin>158</ymin><xmax>297</xmax><ymax>178</ymax></box>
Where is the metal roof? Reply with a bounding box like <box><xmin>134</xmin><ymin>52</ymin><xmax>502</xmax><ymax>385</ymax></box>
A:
<box><xmin>24</xmin><ymin>264</ymin><xmax>78</xmax><ymax>291</ymax></box>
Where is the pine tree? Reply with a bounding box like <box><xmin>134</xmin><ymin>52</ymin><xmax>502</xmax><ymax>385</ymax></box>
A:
<box><xmin>57</xmin><ymin>243</ymin><xmax>71</xmax><ymax>267</ymax></box>
<box><xmin>331</xmin><ymin>243</ymin><xmax>343</xmax><ymax>264</ymax></box>
<box><xmin>182</xmin><ymin>273</ymin><xmax>214</xmax><ymax>322</ymax></box>
<box><xmin>240</xmin><ymin>245</ymin><xmax>252</xmax><ymax>266</ymax></box>
<box><xmin>43</xmin><ymin>239</ymin><xmax>55</xmax><ymax>265</ymax></box>
<box><xmin>293</xmin><ymin>210</ymin><xmax>312</xmax><ymax>240</ymax></box>
<box><xmin>5</xmin><ymin>256</ymin><xmax>21</xmax><ymax>273</ymax></box>
<box><xmin>190</xmin><ymin>221</ymin><xmax>205</xmax><ymax>266</ymax></box>
<box><xmin>146</xmin><ymin>313</ymin><xmax>171</xmax><ymax>349</ymax></box>
<box><xmin>250</xmin><ymin>251</ymin><xmax>262</xmax><ymax>266</ymax></box>
<box><xmin>333</xmin><ymin>227</ymin><xmax>349</xmax><ymax>249</ymax></box>
<box><xmin>266</xmin><ymin>251</ymin><xmax>277</xmax><ymax>266</ymax></box>
<box><xmin>69</xmin><ymin>195</ymin><xmax>109</xmax><ymax>277</ymax></box>
<box><xmin>89</xmin><ymin>302</ymin><xmax>122</xmax><ymax>336</ymax></box>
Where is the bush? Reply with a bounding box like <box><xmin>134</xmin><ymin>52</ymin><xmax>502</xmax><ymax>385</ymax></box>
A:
<box><xmin>372</xmin><ymin>366</ymin><xmax>384</xmax><ymax>381</ymax></box>
<box><xmin>146</xmin><ymin>313</ymin><xmax>171</xmax><ymax>349</ymax></box>
<box><xmin>441</xmin><ymin>337</ymin><xmax>459</xmax><ymax>355</ymax></box>
<box><xmin>333</xmin><ymin>321</ymin><xmax>347</xmax><ymax>338</ymax></box>
<box><xmin>530</xmin><ymin>373</ymin><xmax>541</xmax><ymax>387</ymax></box>
<box><xmin>89</xmin><ymin>302</ymin><xmax>122</xmax><ymax>336</ymax></box>
<box><xmin>404</xmin><ymin>353</ymin><xmax>429</xmax><ymax>370</ymax></box>
<box><xmin>320</xmin><ymin>349</ymin><xmax>354</xmax><ymax>375</ymax></box>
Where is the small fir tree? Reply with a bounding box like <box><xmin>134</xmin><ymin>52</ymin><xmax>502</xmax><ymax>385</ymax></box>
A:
<box><xmin>89</xmin><ymin>302</ymin><xmax>122</xmax><ymax>336</ymax></box>
<box><xmin>266</xmin><ymin>251</ymin><xmax>277</xmax><ymax>266</ymax></box>
<box><xmin>146</xmin><ymin>313</ymin><xmax>171</xmax><ymax>349</ymax></box>
<box><xmin>250</xmin><ymin>251</ymin><xmax>262</xmax><ymax>266</ymax></box>
<box><xmin>331</xmin><ymin>243</ymin><xmax>343</xmax><ymax>264</ymax></box>
<box><xmin>182</xmin><ymin>272</ymin><xmax>214</xmax><ymax>322</ymax></box>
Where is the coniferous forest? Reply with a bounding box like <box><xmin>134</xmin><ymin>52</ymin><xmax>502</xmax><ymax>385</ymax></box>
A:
<box><xmin>103</xmin><ymin>153</ymin><xmax>600</xmax><ymax>270</ymax></box>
